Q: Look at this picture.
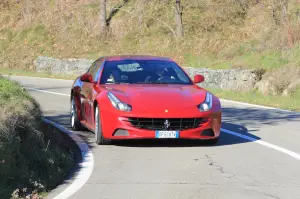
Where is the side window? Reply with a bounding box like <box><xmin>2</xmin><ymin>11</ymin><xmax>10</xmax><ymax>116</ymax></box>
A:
<box><xmin>89</xmin><ymin>58</ymin><xmax>104</xmax><ymax>83</ymax></box>
<box><xmin>172</xmin><ymin>64</ymin><xmax>191</xmax><ymax>83</ymax></box>
<box><xmin>87</xmin><ymin>62</ymin><xmax>97</xmax><ymax>81</ymax></box>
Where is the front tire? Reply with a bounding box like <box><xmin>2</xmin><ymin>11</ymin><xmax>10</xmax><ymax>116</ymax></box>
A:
<box><xmin>70</xmin><ymin>96</ymin><xmax>83</xmax><ymax>131</ymax></box>
<box><xmin>206</xmin><ymin>137</ymin><xmax>219</xmax><ymax>145</ymax></box>
<box><xmin>94</xmin><ymin>105</ymin><xmax>110</xmax><ymax>145</ymax></box>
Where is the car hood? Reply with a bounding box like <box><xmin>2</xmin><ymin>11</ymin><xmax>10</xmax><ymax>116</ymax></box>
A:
<box><xmin>103</xmin><ymin>84</ymin><xmax>207</xmax><ymax>110</ymax></box>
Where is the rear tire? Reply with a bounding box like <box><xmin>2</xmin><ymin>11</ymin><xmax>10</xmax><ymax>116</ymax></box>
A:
<box><xmin>94</xmin><ymin>105</ymin><xmax>110</xmax><ymax>145</ymax></box>
<box><xmin>70</xmin><ymin>96</ymin><xmax>83</xmax><ymax>131</ymax></box>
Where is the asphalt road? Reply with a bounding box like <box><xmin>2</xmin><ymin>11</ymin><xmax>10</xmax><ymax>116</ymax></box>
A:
<box><xmin>10</xmin><ymin>75</ymin><xmax>300</xmax><ymax>199</ymax></box>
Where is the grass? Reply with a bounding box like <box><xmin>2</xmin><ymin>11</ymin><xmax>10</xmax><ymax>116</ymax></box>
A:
<box><xmin>0</xmin><ymin>76</ymin><xmax>77</xmax><ymax>199</ymax></box>
<box><xmin>0</xmin><ymin>68</ymin><xmax>77</xmax><ymax>80</ymax></box>
<box><xmin>1</xmin><ymin>0</ymin><xmax>300</xmax><ymax>70</ymax></box>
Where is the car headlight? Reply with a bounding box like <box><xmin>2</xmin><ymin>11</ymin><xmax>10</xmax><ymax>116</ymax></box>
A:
<box><xmin>107</xmin><ymin>92</ymin><xmax>132</xmax><ymax>112</ymax></box>
<box><xmin>197</xmin><ymin>92</ymin><xmax>213</xmax><ymax>112</ymax></box>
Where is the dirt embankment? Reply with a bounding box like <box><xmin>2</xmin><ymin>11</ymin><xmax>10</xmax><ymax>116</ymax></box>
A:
<box><xmin>0</xmin><ymin>76</ymin><xmax>78</xmax><ymax>199</ymax></box>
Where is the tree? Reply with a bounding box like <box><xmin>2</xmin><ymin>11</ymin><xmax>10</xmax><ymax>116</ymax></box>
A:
<box><xmin>175</xmin><ymin>0</ymin><xmax>184</xmax><ymax>38</ymax></box>
<box><xmin>137</xmin><ymin>0</ymin><xmax>145</xmax><ymax>31</ymax></box>
<box><xmin>270</xmin><ymin>0</ymin><xmax>292</xmax><ymax>47</ymax></box>
<box><xmin>271</xmin><ymin>0</ymin><xmax>289</xmax><ymax>26</ymax></box>
<box><xmin>99</xmin><ymin>0</ymin><xmax>107</xmax><ymax>37</ymax></box>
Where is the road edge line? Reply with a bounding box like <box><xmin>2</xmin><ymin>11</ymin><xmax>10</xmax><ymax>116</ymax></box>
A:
<box><xmin>43</xmin><ymin>118</ymin><xmax>94</xmax><ymax>199</ymax></box>
<box><xmin>221</xmin><ymin>128</ymin><xmax>300</xmax><ymax>160</ymax></box>
<box><xmin>27</xmin><ymin>87</ymin><xmax>70</xmax><ymax>97</ymax></box>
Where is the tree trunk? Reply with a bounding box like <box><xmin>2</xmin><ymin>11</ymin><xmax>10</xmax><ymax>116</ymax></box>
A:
<box><xmin>137</xmin><ymin>0</ymin><xmax>145</xmax><ymax>31</ymax></box>
<box><xmin>271</xmin><ymin>0</ymin><xmax>289</xmax><ymax>26</ymax></box>
<box><xmin>271</xmin><ymin>0</ymin><xmax>292</xmax><ymax>47</ymax></box>
<box><xmin>99</xmin><ymin>0</ymin><xmax>107</xmax><ymax>37</ymax></box>
<box><xmin>175</xmin><ymin>0</ymin><xmax>184</xmax><ymax>38</ymax></box>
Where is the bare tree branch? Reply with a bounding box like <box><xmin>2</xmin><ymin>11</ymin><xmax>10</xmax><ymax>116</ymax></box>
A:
<box><xmin>111</xmin><ymin>6</ymin><xmax>177</xmax><ymax>38</ymax></box>
<box><xmin>99</xmin><ymin>0</ymin><xmax>107</xmax><ymax>37</ymax></box>
<box><xmin>175</xmin><ymin>0</ymin><xmax>184</xmax><ymax>38</ymax></box>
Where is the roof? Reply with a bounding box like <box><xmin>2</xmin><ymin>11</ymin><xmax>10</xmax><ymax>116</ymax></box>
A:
<box><xmin>102</xmin><ymin>55</ymin><xmax>173</xmax><ymax>62</ymax></box>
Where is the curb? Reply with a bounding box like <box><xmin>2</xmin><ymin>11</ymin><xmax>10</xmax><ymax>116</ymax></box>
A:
<box><xmin>42</xmin><ymin>118</ymin><xmax>94</xmax><ymax>199</ymax></box>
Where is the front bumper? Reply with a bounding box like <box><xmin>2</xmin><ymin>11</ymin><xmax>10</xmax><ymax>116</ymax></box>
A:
<box><xmin>100</xmin><ymin>109</ymin><xmax>221</xmax><ymax>140</ymax></box>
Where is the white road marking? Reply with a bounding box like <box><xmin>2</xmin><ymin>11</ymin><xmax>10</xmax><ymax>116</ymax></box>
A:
<box><xmin>25</xmin><ymin>87</ymin><xmax>300</xmax><ymax>198</ymax></box>
<box><xmin>27</xmin><ymin>88</ymin><xmax>70</xmax><ymax>97</ymax></box>
<box><xmin>43</xmin><ymin>118</ymin><xmax>94</xmax><ymax>199</ymax></box>
<box><xmin>221</xmin><ymin>128</ymin><xmax>300</xmax><ymax>160</ymax></box>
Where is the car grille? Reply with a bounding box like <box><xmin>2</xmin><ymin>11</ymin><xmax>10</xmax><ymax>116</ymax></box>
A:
<box><xmin>126</xmin><ymin>117</ymin><xmax>208</xmax><ymax>130</ymax></box>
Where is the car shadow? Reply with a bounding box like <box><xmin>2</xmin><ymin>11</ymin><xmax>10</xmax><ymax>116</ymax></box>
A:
<box><xmin>44</xmin><ymin>113</ymin><xmax>261</xmax><ymax>148</ymax></box>
<box><xmin>112</xmin><ymin>122</ymin><xmax>260</xmax><ymax>148</ymax></box>
<box><xmin>221</xmin><ymin>106</ymin><xmax>300</xmax><ymax>127</ymax></box>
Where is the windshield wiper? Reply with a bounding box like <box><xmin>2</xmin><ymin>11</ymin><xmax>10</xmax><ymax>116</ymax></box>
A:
<box><xmin>132</xmin><ymin>81</ymin><xmax>167</xmax><ymax>84</ymax></box>
<box><xmin>133</xmin><ymin>81</ymin><xmax>187</xmax><ymax>84</ymax></box>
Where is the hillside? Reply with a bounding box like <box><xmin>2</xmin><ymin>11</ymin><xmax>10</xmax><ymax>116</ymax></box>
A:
<box><xmin>1</xmin><ymin>0</ymin><xmax>300</xmax><ymax>97</ymax></box>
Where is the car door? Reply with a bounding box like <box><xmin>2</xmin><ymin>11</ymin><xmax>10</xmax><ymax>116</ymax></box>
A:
<box><xmin>81</xmin><ymin>58</ymin><xmax>104</xmax><ymax>127</ymax></box>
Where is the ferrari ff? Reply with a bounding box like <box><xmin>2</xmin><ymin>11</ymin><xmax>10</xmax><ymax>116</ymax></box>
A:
<box><xmin>70</xmin><ymin>55</ymin><xmax>222</xmax><ymax>145</ymax></box>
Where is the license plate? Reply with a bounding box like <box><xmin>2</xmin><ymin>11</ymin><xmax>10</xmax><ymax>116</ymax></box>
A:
<box><xmin>155</xmin><ymin>131</ymin><xmax>179</xmax><ymax>138</ymax></box>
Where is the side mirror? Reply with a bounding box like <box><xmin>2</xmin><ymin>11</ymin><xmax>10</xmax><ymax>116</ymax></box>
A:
<box><xmin>194</xmin><ymin>74</ymin><xmax>204</xmax><ymax>83</ymax></box>
<box><xmin>80</xmin><ymin>73</ymin><xmax>93</xmax><ymax>82</ymax></box>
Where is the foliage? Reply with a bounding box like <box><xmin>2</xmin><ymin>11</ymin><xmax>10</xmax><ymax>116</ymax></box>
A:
<box><xmin>1</xmin><ymin>0</ymin><xmax>300</xmax><ymax>70</ymax></box>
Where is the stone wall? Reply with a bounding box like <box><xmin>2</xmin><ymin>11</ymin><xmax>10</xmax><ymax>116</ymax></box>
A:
<box><xmin>34</xmin><ymin>56</ymin><xmax>265</xmax><ymax>91</ymax></box>
<box><xmin>184</xmin><ymin>67</ymin><xmax>265</xmax><ymax>91</ymax></box>
<box><xmin>35</xmin><ymin>56</ymin><xmax>93</xmax><ymax>75</ymax></box>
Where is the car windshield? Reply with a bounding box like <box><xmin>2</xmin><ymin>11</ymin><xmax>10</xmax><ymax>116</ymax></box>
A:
<box><xmin>99</xmin><ymin>59</ymin><xmax>193</xmax><ymax>85</ymax></box>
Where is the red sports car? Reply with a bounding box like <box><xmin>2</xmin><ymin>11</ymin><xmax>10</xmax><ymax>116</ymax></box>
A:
<box><xmin>70</xmin><ymin>55</ymin><xmax>222</xmax><ymax>145</ymax></box>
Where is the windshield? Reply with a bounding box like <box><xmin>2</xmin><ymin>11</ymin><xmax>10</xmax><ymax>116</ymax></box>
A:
<box><xmin>99</xmin><ymin>59</ymin><xmax>193</xmax><ymax>85</ymax></box>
